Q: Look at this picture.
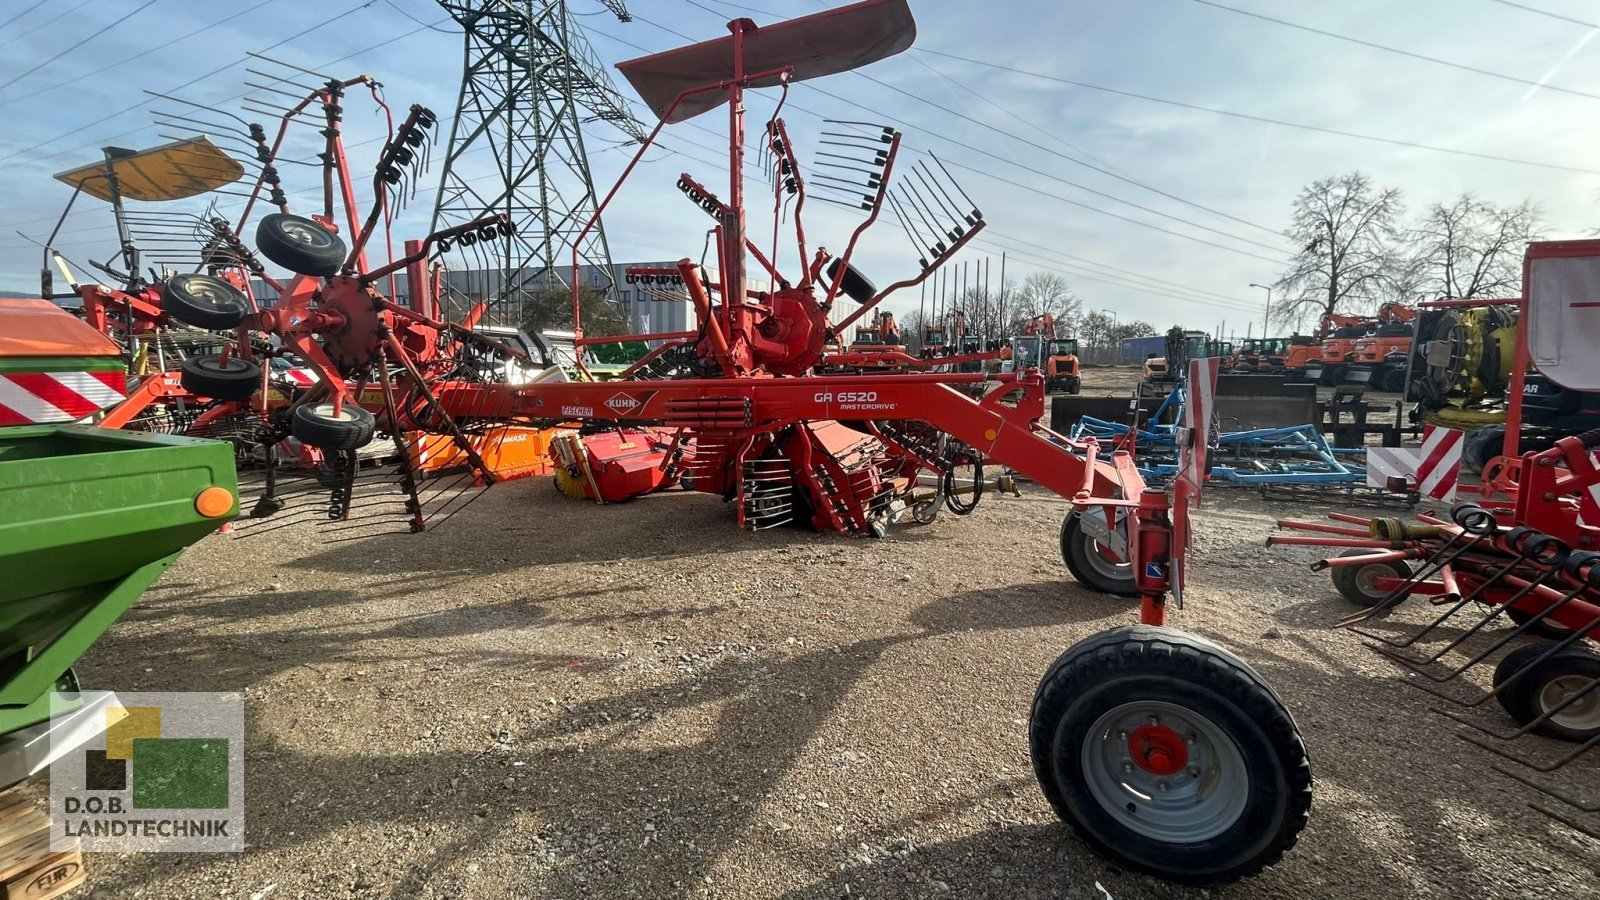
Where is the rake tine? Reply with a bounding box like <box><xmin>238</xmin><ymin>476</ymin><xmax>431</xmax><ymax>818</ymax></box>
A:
<box><xmin>1452</xmin><ymin>672</ymin><xmax>1600</xmax><ymax>743</ymax></box>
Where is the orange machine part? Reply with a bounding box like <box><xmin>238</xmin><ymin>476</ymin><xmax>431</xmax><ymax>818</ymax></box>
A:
<box><xmin>410</xmin><ymin>426</ymin><xmax>565</xmax><ymax>481</ymax></box>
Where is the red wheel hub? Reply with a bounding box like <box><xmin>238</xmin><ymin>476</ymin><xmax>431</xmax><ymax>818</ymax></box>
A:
<box><xmin>1128</xmin><ymin>724</ymin><xmax>1188</xmax><ymax>776</ymax></box>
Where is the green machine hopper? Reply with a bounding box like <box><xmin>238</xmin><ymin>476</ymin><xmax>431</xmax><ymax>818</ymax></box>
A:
<box><xmin>0</xmin><ymin>300</ymin><xmax>238</xmax><ymax>778</ymax></box>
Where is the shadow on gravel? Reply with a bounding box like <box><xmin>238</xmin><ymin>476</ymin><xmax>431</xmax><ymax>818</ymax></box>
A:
<box><xmin>82</xmin><ymin>580</ymin><xmax>1129</xmax><ymax>899</ymax></box>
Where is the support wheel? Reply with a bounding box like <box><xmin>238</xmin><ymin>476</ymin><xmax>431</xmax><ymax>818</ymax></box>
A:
<box><xmin>1494</xmin><ymin>644</ymin><xmax>1600</xmax><ymax>742</ymax></box>
<box><xmin>257</xmin><ymin>213</ymin><xmax>348</xmax><ymax>277</ymax></box>
<box><xmin>1060</xmin><ymin>511</ymin><xmax>1137</xmax><ymax>596</ymax></box>
<box><xmin>162</xmin><ymin>274</ymin><xmax>249</xmax><ymax>330</ymax></box>
<box><xmin>291</xmin><ymin>401</ymin><xmax>376</xmax><ymax>450</ymax></box>
<box><xmin>1506</xmin><ymin>607</ymin><xmax>1574</xmax><ymax>640</ymax></box>
<box><xmin>1329</xmin><ymin>549</ymin><xmax>1412</xmax><ymax>607</ymax></box>
<box><xmin>1030</xmin><ymin>626</ymin><xmax>1312</xmax><ymax>884</ymax></box>
<box><xmin>178</xmin><ymin>355</ymin><xmax>262</xmax><ymax>401</ymax></box>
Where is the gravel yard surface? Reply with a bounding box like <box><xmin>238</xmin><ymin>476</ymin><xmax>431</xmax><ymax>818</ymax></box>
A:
<box><xmin>67</xmin><ymin>371</ymin><xmax>1594</xmax><ymax>900</ymax></box>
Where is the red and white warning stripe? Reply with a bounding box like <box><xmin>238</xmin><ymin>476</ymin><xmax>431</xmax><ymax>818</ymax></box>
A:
<box><xmin>1415</xmin><ymin>424</ymin><xmax>1465</xmax><ymax>501</ymax></box>
<box><xmin>1577</xmin><ymin>451</ymin><xmax>1600</xmax><ymax>528</ymax></box>
<box><xmin>0</xmin><ymin>371</ymin><xmax>127</xmax><ymax>425</ymax></box>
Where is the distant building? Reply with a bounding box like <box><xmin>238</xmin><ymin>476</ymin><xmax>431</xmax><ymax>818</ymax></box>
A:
<box><xmin>253</xmin><ymin>260</ymin><xmax>860</xmax><ymax>340</ymax></box>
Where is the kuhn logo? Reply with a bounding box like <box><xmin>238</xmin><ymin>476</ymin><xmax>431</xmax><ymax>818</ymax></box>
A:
<box><xmin>605</xmin><ymin>394</ymin><xmax>640</xmax><ymax>411</ymax></box>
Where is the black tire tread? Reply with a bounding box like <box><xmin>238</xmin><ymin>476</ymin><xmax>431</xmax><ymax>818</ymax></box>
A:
<box><xmin>161</xmin><ymin>274</ymin><xmax>249</xmax><ymax>331</ymax></box>
<box><xmin>1329</xmin><ymin>549</ymin><xmax>1412</xmax><ymax>607</ymax></box>
<box><xmin>256</xmin><ymin>213</ymin><xmax>348</xmax><ymax>278</ymax></box>
<box><xmin>1059</xmin><ymin>512</ymin><xmax>1139</xmax><ymax>597</ymax></box>
<box><xmin>291</xmin><ymin>402</ymin><xmax>375</xmax><ymax>450</ymax></box>
<box><xmin>1029</xmin><ymin>625</ymin><xmax>1312</xmax><ymax>885</ymax></box>
<box><xmin>178</xmin><ymin>355</ymin><xmax>261</xmax><ymax>401</ymax></box>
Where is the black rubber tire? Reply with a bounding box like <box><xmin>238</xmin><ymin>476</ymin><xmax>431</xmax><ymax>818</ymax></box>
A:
<box><xmin>162</xmin><ymin>273</ymin><xmax>249</xmax><ymax>330</ymax></box>
<box><xmin>1065</xmin><ymin>376</ymin><xmax>1081</xmax><ymax>395</ymax></box>
<box><xmin>1060</xmin><ymin>511</ymin><xmax>1138</xmax><ymax>597</ymax></box>
<box><xmin>1506</xmin><ymin>606</ymin><xmax>1574</xmax><ymax>639</ymax></box>
<box><xmin>1030</xmin><ymin>625</ymin><xmax>1312</xmax><ymax>885</ymax></box>
<box><xmin>256</xmin><ymin>213</ymin><xmax>348</xmax><ymax>277</ymax></box>
<box><xmin>1329</xmin><ymin>549</ymin><xmax>1412</xmax><ymax>607</ymax></box>
<box><xmin>943</xmin><ymin>451</ymin><xmax>983</xmax><ymax>515</ymax></box>
<box><xmin>824</xmin><ymin>257</ymin><xmax>877</xmax><ymax>305</ymax></box>
<box><xmin>1462</xmin><ymin>426</ymin><xmax>1507</xmax><ymax>474</ymax></box>
<box><xmin>290</xmin><ymin>401</ymin><xmax>376</xmax><ymax>450</ymax></box>
<box><xmin>1379</xmin><ymin>368</ymin><xmax>1407</xmax><ymax>393</ymax></box>
<box><xmin>1494</xmin><ymin>644</ymin><xmax>1600</xmax><ymax>742</ymax></box>
<box><xmin>178</xmin><ymin>355</ymin><xmax>262</xmax><ymax>401</ymax></box>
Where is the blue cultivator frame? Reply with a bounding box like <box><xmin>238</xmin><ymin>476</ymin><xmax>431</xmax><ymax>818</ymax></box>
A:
<box><xmin>1069</xmin><ymin>383</ymin><xmax>1367</xmax><ymax>486</ymax></box>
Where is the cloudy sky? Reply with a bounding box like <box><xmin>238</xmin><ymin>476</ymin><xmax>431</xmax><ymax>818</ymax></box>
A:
<box><xmin>0</xmin><ymin>0</ymin><xmax>1596</xmax><ymax>339</ymax></box>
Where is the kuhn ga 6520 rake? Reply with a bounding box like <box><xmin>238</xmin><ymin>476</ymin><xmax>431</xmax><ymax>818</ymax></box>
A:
<box><xmin>408</xmin><ymin>0</ymin><xmax>1309</xmax><ymax>882</ymax></box>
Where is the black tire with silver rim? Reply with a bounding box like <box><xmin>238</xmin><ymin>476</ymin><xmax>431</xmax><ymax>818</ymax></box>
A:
<box><xmin>178</xmin><ymin>355</ymin><xmax>262</xmax><ymax>401</ymax></box>
<box><xmin>290</xmin><ymin>401</ymin><xmax>376</xmax><ymax>450</ymax></box>
<box><xmin>1060</xmin><ymin>509</ymin><xmax>1137</xmax><ymax>596</ymax></box>
<box><xmin>1328</xmin><ymin>549</ymin><xmax>1412</xmax><ymax>607</ymax></box>
<box><xmin>1494</xmin><ymin>644</ymin><xmax>1600</xmax><ymax>742</ymax></box>
<box><xmin>1030</xmin><ymin>625</ymin><xmax>1312</xmax><ymax>884</ymax></box>
<box><xmin>162</xmin><ymin>273</ymin><xmax>249</xmax><ymax>331</ymax></box>
<box><xmin>256</xmin><ymin>213</ymin><xmax>349</xmax><ymax>277</ymax></box>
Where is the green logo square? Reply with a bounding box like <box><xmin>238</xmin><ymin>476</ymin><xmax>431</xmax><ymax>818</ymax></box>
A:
<box><xmin>130</xmin><ymin>738</ymin><xmax>229</xmax><ymax>810</ymax></box>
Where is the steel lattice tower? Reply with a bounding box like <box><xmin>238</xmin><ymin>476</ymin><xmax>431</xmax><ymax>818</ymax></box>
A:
<box><xmin>431</xmin><ymin>0</ymin><xmax>645</xmax><ymax>324</ymax></box>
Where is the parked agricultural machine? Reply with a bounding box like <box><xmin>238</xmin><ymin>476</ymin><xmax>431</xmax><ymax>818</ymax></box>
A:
<box><xmin>1272</xmin><ymin>239</ymin><xmax>1600</xmax><ymax>838</ymax></box>
<box><xmin>0</xmin><ymin>299</ymin><xmax>238</xmax><ymax>785</ymax></box>
<box><xmin>3</xmin><ymin>0</ymin><xmax>1321</xmax><ymax>883</ymax></box>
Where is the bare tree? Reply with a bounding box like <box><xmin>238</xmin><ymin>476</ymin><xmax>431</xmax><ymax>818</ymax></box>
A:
<box><xmin>1274</xmin><ymin>172</ymin><xmax>1404</xmax><ymax>326</ymax></box>
<box><xmin>1078</xmin><ymin>310</ymin><xmax>1113</xmax><ymax>350</ymax></box>
<box><xmin>1408</xmin><ymin>195</ymin><xmax>1541</xmax><ymax>299</ymax></box>
<box><xmin>1011</xmin><ymin>272</ymin><xmax>1082</xmax><ymax>334</ymax></box>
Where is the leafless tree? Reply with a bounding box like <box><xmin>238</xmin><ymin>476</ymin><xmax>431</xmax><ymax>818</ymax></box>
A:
<box><xmin>1274</xmin><ymin>172</ymin><xmax>1405</xmax><ymax>326</ymax></box>
<box><xmin>1408</xmin><ymin>195</ymin><xmax>1541</xmax><ymax>299</ymax></box>
<box><xmin>1012</xmin><ymin>272</ymin><xmax>1082</xmax><ymax>334</ymax></box>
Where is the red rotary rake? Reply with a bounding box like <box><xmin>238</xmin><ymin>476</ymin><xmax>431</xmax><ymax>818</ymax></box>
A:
<box><xmin>48</xmin><ymin>0</ymin><xmax>1315</xmax><ymax>881</ymax></box>
<box><xmin>406</xmin><ymin>0</ymin><xmax>1302</xmax><ymax>881</ymax></box>
<box><xmin>1272</xmin><ymin>239</ymin><xmax>1600</xmax><ymax>839</ymax></box>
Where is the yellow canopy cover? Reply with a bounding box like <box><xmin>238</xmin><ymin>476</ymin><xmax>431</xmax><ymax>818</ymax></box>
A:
<box><xmin>52</xmin><ymin>136</ymin><xmax>243</xmax><ymax>203</ymax></box>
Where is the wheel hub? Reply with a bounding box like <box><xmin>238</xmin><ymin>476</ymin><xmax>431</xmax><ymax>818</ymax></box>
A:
<box><xmin>1541</xmin><ymin>675</ymin><xmax>1600</xmax><ymax>730</ymax></box>
<box><xmin>1082</xmin><ymin>700</ymin><xmax>1249</xmax><ymax>843</ymax></box>
<box><xmin>1128</xmin><ymin>724</ymin><xmax>1188</xmax><ymax>776</ymax></box>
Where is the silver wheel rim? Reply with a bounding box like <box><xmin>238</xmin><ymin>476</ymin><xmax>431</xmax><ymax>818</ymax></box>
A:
<box><xmin>282</xmin><ymin>219</ymin><xmax>327</xmax><ymax>247</ymax></box>
<box><xmin>310</xmin><ymin>404</ymin><xmax>359</xmax><ymax>423</ymax></box>
<box><xmin>1540</xmin><ymin>675</ymin><xmax>1600</xmax><ymax>731</ymax></box>
<box><xmin>1354</xmin><ymin>564</ymin><xmax>1392</xmax><ymax>599</ymax></box>
<box><xmin>1075</xmin><ymin>513</ymin><xmax>1132</xmax><ymax>584</ymax></box>
<box><xmin>1081</xmin><ymin>700</ymin><xmax>1250</xmax><ymax>843</ymax></box>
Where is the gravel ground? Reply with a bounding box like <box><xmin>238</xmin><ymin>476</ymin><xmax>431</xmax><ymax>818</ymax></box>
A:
<box><xmin>65</xmin><ymin>369</ymin><xmax>1595</xmax><ymax>900</ymax></box>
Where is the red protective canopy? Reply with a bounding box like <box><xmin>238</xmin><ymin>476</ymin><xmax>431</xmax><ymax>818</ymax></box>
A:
<box><xmin>616</xmin><ymin>0</ymin><xmax>916</xmax><ymax>123</ymax></box>
<box><xmin>0</xmin><ymin>299</ymin><xmax>121</xmax><ymax>359</ymax></box>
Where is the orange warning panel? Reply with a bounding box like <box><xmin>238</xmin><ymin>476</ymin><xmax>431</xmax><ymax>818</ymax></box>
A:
<box><xmin>409</xmin><ymin>426</ymin><xmax>569</xmax><ymax>481</ymax></box>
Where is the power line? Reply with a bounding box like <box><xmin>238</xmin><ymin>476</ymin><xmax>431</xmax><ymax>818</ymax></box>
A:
<box><xmin>1487</xmin><ymin>0</ymin><xmax>1600</xmax><ymax>29</ymax></box>
<box><xmin>0</xmin><ymin>0</ymin><xmax>383</xmax><ymax>171</ymax></box>
<box><xmin>678</xmin><ymin>0</ymin><xmax>1286</xmax><ymax>240</ymax></box>
<box><xmin>1193</xmin><ymin>0</ymin><xmax>1600</xmax><ymax>102</ymax></box>
<box><xmin>0</xmin><ymin>0</ymin><xmax>50</xmax><ymax>32</ymax></box>
<box><xmin>0</xmin><ymin>0</ymin><xmax>276</xmax><ymax>111</ymax></box>
<box><xmin>0</xmin><ymin>0</ymin><xmax>162</xmax><ymax>96</ymax></box>
<box><xmin>913</xmin><ymin>47</ymin><xmax>1600</xmax><ymax>176</ymax></box>
<box><xmin>0</xmin><ymin>0</ymin><xmax>92</xmax><ymax>52</ymax></box>
<box><xmin>599</xmin><ymin>18</ymin><xmax>1290</xmax><ymax>264</ymax></box>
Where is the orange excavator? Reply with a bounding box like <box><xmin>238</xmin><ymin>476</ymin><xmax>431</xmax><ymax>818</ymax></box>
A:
<box><xmin>1286</xmin><ymin>312</ymin><xmax>1365</xmax><ymax>384</ymax></box>
<box><xmin>1343</xmin><ymin>302</ymin><xmax>1416</xmax><ymax>392</ymax></box>
<box><xmin>845</xmin><ymin>309</ymin><xmax>904</xmax><ymax>370</ymax></box>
